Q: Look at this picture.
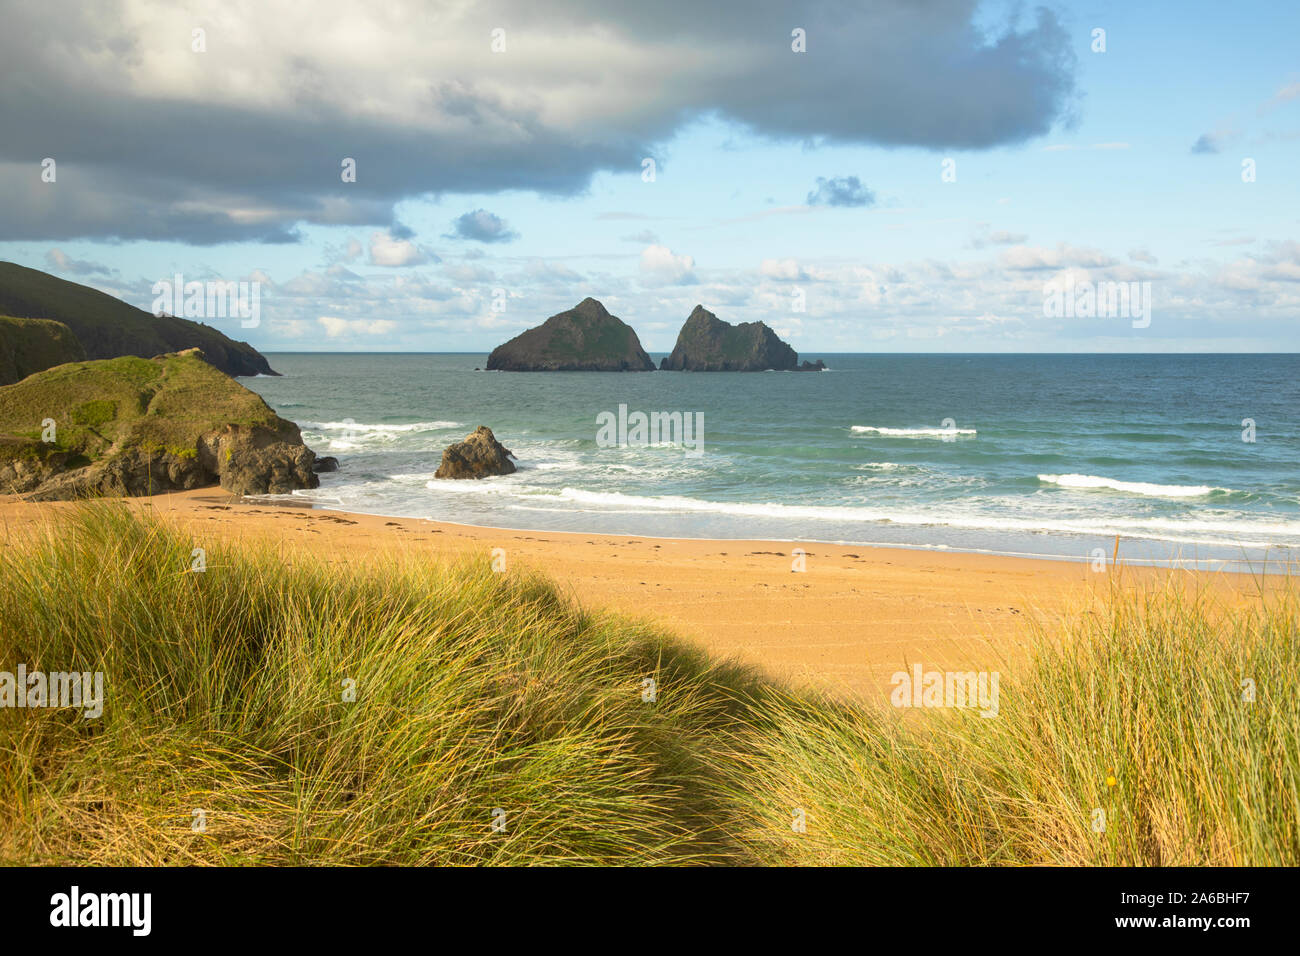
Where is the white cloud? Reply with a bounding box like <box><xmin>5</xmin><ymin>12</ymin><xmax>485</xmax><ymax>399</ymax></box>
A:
<box><xmin>1261</xmin><ymin>81</ymin><xmax>1300</xmax><ymax>113</ymax></box>
<box><xmin>43</xmin><ymin>247</ymin><xmax>113</xmax><ymax>276</ymax></box>
<box><xmin>515</xmin><ymin>260</ymin><xmax>584</xmax><ymax>286</ymax></box>
<box><xmin>969</xmin><ymin>228</ymin><xmax>1028</xmax><ymax>249</ymax></box>
<box><xmin>1000</xmin><ymin>243</ymin><xmax>1116</xmax><ymax>271</ymax></box>
<box><xmin>317</xmin><ymin>316</ymin><xmax>398</xmax><ymax>338</ymax></box>
<box><xmin>760</xmin><ymin>258</ymin><xmax>806</xmax><ymax>281</ymax></box>
<box><xmin>442</xmin><ymin>262</ymin><xmax>495</xmax><ymax>283</ymax></box>
<box><xmin>369</xmin><ymin>231</ymin><xmax>430</xmax><ymax>267</ymax></box>
<box><xmin>640</xmin><ymin>244</ymin><xmax>697</xmax><ymax>286</ymax></box>
<box><xmin>105</xmin><ymin>233</ymin><xmax>1300</xmax><ymax>353</ymax></box>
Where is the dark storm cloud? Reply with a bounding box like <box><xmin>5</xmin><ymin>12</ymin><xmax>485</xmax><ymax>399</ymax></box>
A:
<box><xmin>0</xmin><ymin>0</ymin><xmax>1077</xmax><ymax>244</ymax></box>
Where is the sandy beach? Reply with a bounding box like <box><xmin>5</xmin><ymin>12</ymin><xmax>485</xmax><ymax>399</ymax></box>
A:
<box><xmin>0</xmin><ymin>490</ymin><xmax>1273</xmax><ymax>698</ymax></box>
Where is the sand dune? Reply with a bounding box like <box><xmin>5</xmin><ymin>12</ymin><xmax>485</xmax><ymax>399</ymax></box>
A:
<box><xmin>0</xmin><ymin>489</ymin><xmax>1272</xmax><ymax>698</ymax></box>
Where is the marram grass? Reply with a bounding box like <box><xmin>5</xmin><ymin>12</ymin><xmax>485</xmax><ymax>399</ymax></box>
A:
<box><xmin>0</xmin><ymin>504</ymin><xmax>1295</xmax><ymax>865</ymax></box>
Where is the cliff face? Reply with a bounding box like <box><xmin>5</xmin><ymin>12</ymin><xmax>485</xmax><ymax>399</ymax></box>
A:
<box><xmin>660</xmin><ymin>305</ymin><xmax>800</xmax><ymax>371</ymax></box>
<box><xmin>486</xmin><ymin>298</ymin><xmax>655</xmax><ymax>371</ymax></box>
<box><xmin>0</xmin><ymin>315</ymin><xmax>86</xmax><ymax>385</ymax></box>
<box><xmin>0</xmin><ymin>348</ymin><xmax>317</xmax><ymax>499</ymax></box>
<box><xmin>0</xmin><ymin>261</ymin><xmax>277</xmax><ymax>377</ymax></box>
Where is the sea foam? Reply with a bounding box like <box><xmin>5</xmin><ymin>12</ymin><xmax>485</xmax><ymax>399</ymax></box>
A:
<box><xmin>1038</xmin><ymin>474</ymin><xmax>1229</xmax><ymax>498</ymax></box>
<box><xmin>301</xmin><ymin>420</ymin><xmax>462</xmax><ymax>433</ymax></box>
<box><xmin>852</xmin><ymin>425</ymin><xmax>977</xmax><ymax>437</ymax></box>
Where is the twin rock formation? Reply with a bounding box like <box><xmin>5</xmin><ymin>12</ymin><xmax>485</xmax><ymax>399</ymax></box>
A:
<box><xmin>465</xmin><ymin>300</ymin><xmax>824</xmax><ymax>479</ymax></box>
<box><xmin>487</xmin><ymin>299</ymin><xmax>824</xmax><ymax>373</ymax></box>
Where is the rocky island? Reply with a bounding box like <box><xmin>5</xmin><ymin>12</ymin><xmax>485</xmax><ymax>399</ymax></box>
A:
<box><xmin>660</xmin><ymin>305</ymin><xmax>825</xmax><ymax>371</ymax></box>
<box><xmin>486</xmin><ymin>298</ymin><xmax>655</xmax><ymax>371</ymax></box>
<box><xmin>0</xmin><ymin>348</ymin><xmax>319</xmax><ymax>499</ymax></box>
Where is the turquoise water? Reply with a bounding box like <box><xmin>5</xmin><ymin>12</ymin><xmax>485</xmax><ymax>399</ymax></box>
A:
<box><xmin>244</xmin><ymin>353</ymin><xmax>1300</xmax><ymax>571</ymax></box>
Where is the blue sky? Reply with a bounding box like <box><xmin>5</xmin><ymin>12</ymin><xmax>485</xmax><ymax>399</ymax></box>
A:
<box><xmin>2</xmin><ymin>0</ymin><xmax>1297</xmax><ymax>353</ymax></box>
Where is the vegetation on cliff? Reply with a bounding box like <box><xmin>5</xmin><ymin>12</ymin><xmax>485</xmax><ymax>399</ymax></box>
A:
<box><xmin>0</xmin><ymin>349</ymin><xmax>316</xmax><ymax>498</ymax></box>
<box><xmin>0</xmin><ymin>315</ymin><xmax>85</xmax><ymax>385</ymax></box>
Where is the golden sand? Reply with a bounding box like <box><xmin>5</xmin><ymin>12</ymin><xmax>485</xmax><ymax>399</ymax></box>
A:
<box><xmin>0</xmin><ymin>489</ymin><xmax>1273</xmax><ymax>698</ymax></box>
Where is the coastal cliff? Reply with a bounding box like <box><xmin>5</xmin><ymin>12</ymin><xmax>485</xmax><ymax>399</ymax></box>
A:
<box><xmin>0</xmin><ymin>261</ymin><xmax>277</xmax><ymax>378</ymax></box>
<box><xmin>0</xmin><ymin>348</ymin><xmax>318</xmax><ymax>499</ymax></box>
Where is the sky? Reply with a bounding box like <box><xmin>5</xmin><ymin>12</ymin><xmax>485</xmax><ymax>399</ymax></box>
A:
<box><xmin>1</xmin><ymin>0</ymin><xmax>1298</xmax><ymax>354</ymax></box>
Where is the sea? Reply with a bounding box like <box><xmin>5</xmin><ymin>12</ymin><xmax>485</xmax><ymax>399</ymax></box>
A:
<box><xmin>242</xmin><ymin>353</ymin><xmax>1300</xmax><ymax>573</ymax></box>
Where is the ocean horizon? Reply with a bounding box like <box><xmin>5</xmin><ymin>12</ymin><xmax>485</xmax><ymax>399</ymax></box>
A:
<box><xmin>244</xmin><ymin>351</ymin><xmax>1300</xmax><ymax>573</ymax></box>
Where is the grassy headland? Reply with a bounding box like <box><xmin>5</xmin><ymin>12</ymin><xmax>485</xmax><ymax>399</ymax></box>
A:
<box><xmin>0</xmin><ymin>351</ymin><xmax>282</xmax><ymax>464</ymax></box>
<box><xmin>0</xmin><ymin>504</ymin><xmax>1294</xmax><ymax>865</ymax></box>
<box><xmin>0</xmin><ymin>351</ymin><xmax>317</xmax><ymax>498</ymax></box>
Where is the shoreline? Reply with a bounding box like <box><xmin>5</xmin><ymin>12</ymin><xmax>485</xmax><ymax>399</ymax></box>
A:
<box><xmin>249</xmin><ymin>489</ymin><xmax>1294</xmax><ymax>576</ymax></box>
<box><xmin>260</xmin><ymin>493</ymin><xmax>1293</xmax><ymax>572</ymax></box>
<box><xmin>0</xmin><ymin>488</ymin><xmax>1280</xmax><ymax>698</ymax></box>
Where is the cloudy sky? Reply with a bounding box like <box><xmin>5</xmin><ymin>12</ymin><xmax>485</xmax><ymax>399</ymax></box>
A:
<box><xmin>2</xmin><ymin>0</ymin><xmax>1298</xmax><ymax>352</ymax></box>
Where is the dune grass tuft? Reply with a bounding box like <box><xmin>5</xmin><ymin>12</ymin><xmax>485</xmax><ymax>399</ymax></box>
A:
<box><xmin>0</xmin><ymin>504</ymin><xmax>1295</xmax><ymax>865</ymax></box>
<box><xmin>713</xmin><ymin>582</ymin><xmax>1299</xmax><ymax>866</ymax></box>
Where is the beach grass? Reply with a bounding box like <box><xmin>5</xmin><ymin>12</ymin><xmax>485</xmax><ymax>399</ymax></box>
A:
<box><xmin>0</xmin><ymin>504</ymin><xmax>1295</xmax><ymax>865</ymax></box>
<box><xmin>716</xmin><ymin>580</ymin><xmax>1299</xmax><ymax>865</ymax></box>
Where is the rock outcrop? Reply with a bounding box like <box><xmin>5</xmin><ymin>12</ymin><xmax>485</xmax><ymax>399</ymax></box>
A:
<box><xmin>0</xmin><ymin>348</ymin><xmax>318</xmax><ymax>499</ymax></box>
<box><xmin>659</xmin><ymin>305</ymin><xmax>824</xmax><ymax>371</ymax></box>
<box><xmin>486</xmin><ymin>298</ymin><xmax>654</xmax><ymax>371</ymax></box>
<box><xmin>0</xmin><ymin>315</ymin><xmax>86</xmax><ymax>385</ymax></box>
<box><xmin>433</xmin><ymin>426</ymin><xmax>517</xmax><ymax>479</ymax></box>
<box><xmin>0</xmin><ymin>261</ymin><xmax>278</xmax><ymax>377</ymax></box>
